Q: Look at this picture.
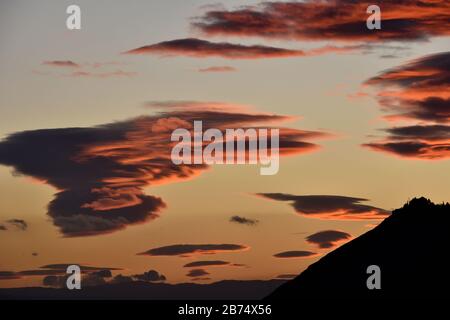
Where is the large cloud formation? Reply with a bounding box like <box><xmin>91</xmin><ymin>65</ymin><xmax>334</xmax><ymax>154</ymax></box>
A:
<box><xmin>364</xmin><ymin>52</ymin><xmax>450</xmax><ymax>159</ymax></box>
<box><xmin>193</xmin><ymin>0</ymin><xmax>450</xmax><ymax>42</ymax></box>
<box><xmin>257</xmin><ymin>194</ymin><xmax>389</xmax><ymax>220</ymax></box>
<box><xmin>0</xmin><ymin>104</ymin><xmax>328</xmax><ymax>237</ymax></box>
<box><xmin>138</xmin><ymin>244</ymin><xmax>249</xmax><ymax>257</ymax></box>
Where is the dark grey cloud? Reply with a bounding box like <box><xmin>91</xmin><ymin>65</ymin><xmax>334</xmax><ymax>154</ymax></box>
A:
<box><xmin>306</xmin><ymin>230</ymin><xmax>351</xmax><ymax>248</ymax></box>
<box><xmin>275</xmin><ymin>274</ymin><xmax>297</xmax><ymax>280</ymax></box>
<box><xmin>229</xmin><ymin>215</ymin><xmax>259</xmax><ymax>226</ymax></box>
<box><xmin>273</xmin><ymin>251</ymin><xmax>317</xmax><ymax>258</ymax></box>
<box><xmin>133</xmin><ymin>269</ymin><xmax>166</xmax><ymax>282</ymax></box>
<box><xmin>183</xmin><ymin>260</ymin><xmax>230</xmax><ymax>268</ymax></box>
<box><xmin>2</xmin><ymin>264</ymin><xmax>122</xmax><ymax>281</ymax></box>
<box><xmin>187</xmin><ymin>269</ymin><xmax>210</xmax><ymax>278</ymax></box>
<box><xmin>0</xmin><ymin>271</ymin><xmax>20</xmax><ymax>280</ymax></box>
<box><xmin>383</xmin><ymin>125</ymin><xmax>450</xmax><ymax>141</ymax></box>
<box><xmin>42</xmin><ymin>275</ymin><xmax>67</xmax><ymax>288</ymax></box>
<box><xmin>258</xmin><ymin>194</ymin><xmax>389</xmax><ymax>220</ymax></box>
<box><xmin>111</xmin><ymin>274</ymin><xmax>134</xmax><ymax>284</ymax></box>
<box><xmin>5</xmin><ymin>219</ymin><xmax>27</xmax><ymax>231</ymax></box>
<box><xmin>138</xmin><ymin>244</ymin><xmax>249</xmax><ymax>257</ymax></box>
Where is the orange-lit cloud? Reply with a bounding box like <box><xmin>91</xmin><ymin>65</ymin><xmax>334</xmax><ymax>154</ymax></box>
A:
<box><xmin>0</xmin><ymin>104</ymin><xmax>329</xmax><ymax>236</ymax></box>
<box><xmin>193</xmin><ymin>0</ymin><xmax>450</xmax><ymax>42</ymax></box>
<box><xmin>364</xmin><ymin>52</ymin><xmax>450</xmax><ymax>159</ymax></box>
<box><xmin>257</xmin><ymin>194</ymin><xmax>389</xmax><ymax>220</ymax></box>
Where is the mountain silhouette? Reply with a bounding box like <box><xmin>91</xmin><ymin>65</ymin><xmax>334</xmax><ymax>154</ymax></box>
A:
<box><xmin>267</xmin><ymin>197</ymin><xmax>450</xmax><ymax>299</ymax></box>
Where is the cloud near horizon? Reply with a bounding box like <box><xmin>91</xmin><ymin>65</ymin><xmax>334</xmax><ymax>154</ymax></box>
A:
<box><xmin>257</xmin><ymin>194</ymin><xmax>389</xmax><ymax>220</ymax></box>
<box><xmin>186</xmin><ymin>269</ymin><xmax>210</xmax><ymax>278</ymax></box>
<box><xmin>0</xmin><ymin>264</ymin><xmax>122</xmax><ymax>281</ymax></box>
<box><xmin>364</xmin><ymin>52</ymin><xmax>450</xmax><ymax>160</ymax></box>
<box><xmin>193</xmin><ymin>0</ymin><xmax>450</xmax><ymax>43</ymax></box>
<box><xmin>138</xmin><ymin>244</ymin><xmax>249</xmax><ymax>257</ymax></box>
<box><xmin>0</xmin><ymin>104</ymin><xmax>329</xmax><ymax>237</ymax></box>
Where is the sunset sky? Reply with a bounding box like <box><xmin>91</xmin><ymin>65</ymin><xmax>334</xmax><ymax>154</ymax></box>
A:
<box><xmin>0</xmin><ymin>0</ymin><xmax>449</xmax><ymax>288</ymax></box>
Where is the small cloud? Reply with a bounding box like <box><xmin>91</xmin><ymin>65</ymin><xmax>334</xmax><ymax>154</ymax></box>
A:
<box><xmin>0</xmin><ymin>271</ymin><xmax>21</xmax><ymax>280</ymax></box>
<box><xmin>183</xmin><ymin>260</ymin><xmax>232</xmax><ymax>268</ymax></box>
<box><xmin>91</xmin><ymin>270</ymin><xmax>112</xmax><ymax>278</ymax></box>
<box><xmin>138</xmin><ymin>244</ymin><xmax>249</xmax><ymax>257</ymax></box>
<box><xmin>42</xmin><ymin>60</ymin><xmax>80</xmax><ymax>68</ymax></box>
<box><xmin>273</xmin><ymin>250</ymin><xmax>317</xmax><ymax>259</ymax></box>
<box><xmin>68</xmin><ymin>70</ymin><xmax>137</xmax><ymax>78</ymax></box>
<box><xmin>257</xmin><ymin>194</ymin><xmax>389</xmax><ymax>220</ymax></box>
<box><xmin>186</xmin><ymin>268</ymin><xmax>209</xmax><ymax>278</ymax></box>
<box><xmin>133</xmin><ymin>269</ymin><xmax>166</xmax><ymax>282</ymax></box>
<box><xmin>275</xmin><ymin>274</ymin><xmax>297</xmax><ymax>280</ymax></box>
<box><xmin>229</xmin><ymin>215</ymin><xmax>259</xmax><ymax>226</ymax></box>
<box><xmin>199</xmin><ymin>66</ymin><xmax>237</xmax><ymax>73</ymax></box>
<box><xmin>6</xmin><ymin>219</ymin><xmax>27</xmax><ymax>231</ymax></box>
<box><xmin>111</xmin><ymin>274</ymin><xmax>134</xmax><ymax>284</ymax></box>
<box><xmin>306</xmin><ymin>230</ymin><xmax>351</xmax><ymax>248</ymax></box>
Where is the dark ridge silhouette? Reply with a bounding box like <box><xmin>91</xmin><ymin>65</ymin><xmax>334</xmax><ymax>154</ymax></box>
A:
<box><xmin>267</xmin><ymin>197</ymin><xmax>450</xmax><ymax>299</ymax></box>
<box><xmin>0</xmin><ymin>279</ymin><xmax>284</xmax><ymax>300</ymax></box>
